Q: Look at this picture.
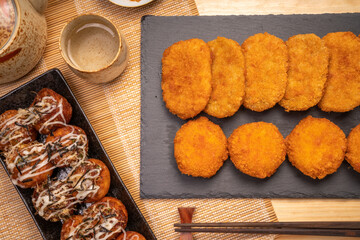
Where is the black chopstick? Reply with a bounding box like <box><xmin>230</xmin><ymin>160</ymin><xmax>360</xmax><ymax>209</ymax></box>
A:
<box><xmin>174</xmin><ymin>227</ymin><xmax>360</xmax><ymax>237</ymax></box>
<box><xmin>174</xmin><ymin>222</ymin><xmax>360</xmax><ymax>237</ymax></box>
<box><xmin>175</xmin><ymin>221</ymin><xmax>360</xmax><ymax>229</ymax></box>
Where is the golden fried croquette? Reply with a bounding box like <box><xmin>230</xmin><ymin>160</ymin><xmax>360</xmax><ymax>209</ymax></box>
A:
<box><xmin>318</xmin><ymin>32</ymin><xmax>360</xmax><ymax>112</ymax></box>
<box><xmin>162</xmin><ymin>39</ymin><xmax>212</xmax><ymax>119</ymax></box>
<box><xmin>30</xmin><ymin>88</ymin><xmax>72</xmax><ymax>135</ymax></box>
<box><xmin>346</xmin><ymin>124</ymin><xmax>360</xmax><ymax>173</ymax></box>
<box><xmin>286</xmin><ymin>116</ymin><xmax>346</xmax><ymax>179</ymax></box>
<box><xmin>174</xmin><ymin>116</ymin><xmax>228</xmax><ymax>178</ymax></box>
<box><xmin>228</xmin><ymin>122</ymin><xmax>286</xmax><ymax>179</ymax></box>
<box><xmin>242</xmin><ymin>33</ymin><xmax>288</xmax><ymax>112</ymax></box>
<box><xmin>204</xmin><ymin>37</ymin><xmax>245</xmax><ymax>118</ymax></box>
<box><xmin>117</xmin><ymin>231</ymin><xmax>146</xmax><ymax>240</ymax></box>
<box><xmin>279</xmin><ymin>34</ymin><xmax>329</xmax><ymax>111</ymax></box>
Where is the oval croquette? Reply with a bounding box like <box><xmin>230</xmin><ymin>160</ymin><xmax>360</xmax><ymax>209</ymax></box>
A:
<box><xmin>205</xmin><ymin>37</ymin><xmax>245</xmax><ymax>118</ymax></box>
<box><xmin>280</xmin><ymin>34</ymin><xmax>329</xmax><ymax>111</ymax></box>
<box><xmin>162</xmin><ymin>39</ymin><xmax>212</xmax><ymax>120</ymax></box>
<box><xmin>242</xmin><ymin>33</ymin><xmax>288</xmax><ymax>112</ymax></box>
<box><xmin>319</xmin><ymin>32</ymin><xmax>360</xmax><ymax>112</ymax></box>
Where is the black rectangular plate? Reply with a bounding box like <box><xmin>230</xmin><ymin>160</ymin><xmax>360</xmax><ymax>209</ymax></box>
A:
<box><xmin>0</xmin><ymin>69</ymin><xmax>156</xmax><ymax>240</ymax></box>
<box><xmin>140</xmin><ymin>14</ymin><xmax>360</xmax><ymax>199</ymax></box>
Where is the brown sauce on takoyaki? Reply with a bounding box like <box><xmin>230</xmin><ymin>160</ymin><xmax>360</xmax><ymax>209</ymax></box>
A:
<box><xmin>68</xmin><ymin>158</ymin><xmax>110</xmax><ymax>203</ymax></box>
<box><xmin>5</xmin><ymin>141</ymin><xmax>54</xmax><ymax>188</ymax></box>
<box><xmin>32</xmin><ymin>178</ymin><xmax>78</xmax><ymax>222</ymax></box>
<box><xmin>30</xmin><ymin>88</ymin><xmax>72</xmax><ymax>135</ymax></box>
<box><xmin>0</xmin><ymin>109</ymin><xmax>37</xmax><ymax>151</ymax></box>
<box><xmin>1</xmin><ymin>88</ymin><xmax>144</xmax><ymax>239</ymax></box>
<box><xmin>61</xmin><ymin>197</ymin><xmax>128</xmax><ymax>240</ymax></box>
<box><xmin>117</xmin><ymin>231</ymin><xmax>146</xmax><ymax>240</ymax></box>
<box><xmin>46</xmin><ymin>125</ymin><xmax>88</xmax><ymax>167</ymax></box>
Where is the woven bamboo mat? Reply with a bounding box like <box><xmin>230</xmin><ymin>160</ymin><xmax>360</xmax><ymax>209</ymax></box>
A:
<box><xmin>0</xmin><ymin>0</ymin><xmax>278</xmax><ymax>239</ymax></box>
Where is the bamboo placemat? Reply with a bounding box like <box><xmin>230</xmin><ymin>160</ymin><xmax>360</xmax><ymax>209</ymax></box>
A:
<box><xmin>0</xmin><ymin>0</ymin><xmax>278</xmax><ymax>239</ymax></box>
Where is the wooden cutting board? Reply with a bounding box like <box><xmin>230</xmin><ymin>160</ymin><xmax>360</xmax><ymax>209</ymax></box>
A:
<box><xmin>195</xmin><ymin>1</ymin><xmax>360</xmax><ymax>239</ymax></box>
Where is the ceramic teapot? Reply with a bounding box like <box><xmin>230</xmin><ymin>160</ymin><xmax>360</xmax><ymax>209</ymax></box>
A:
<box><xmin>0</xmin><ymin>0</ymin><xmax>48</xmax><ymax>84</ymax></box>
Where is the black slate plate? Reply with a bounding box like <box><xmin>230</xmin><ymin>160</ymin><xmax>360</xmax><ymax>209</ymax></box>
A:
<box><xmin>0</xmin><ymin>69</ymin><xmax>156</xmax><ymax>240</ymax></box>
<box><xmin>140</xmin><ymin>14</ymin><xmax>360</xmax><ymax>199</ymax></box>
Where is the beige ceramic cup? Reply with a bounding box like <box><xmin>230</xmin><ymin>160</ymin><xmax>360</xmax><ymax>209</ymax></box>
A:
<box><xmin>59</xmin><ymin>14</ymin><xmax>129</xmax><ymax>84</ymax></box>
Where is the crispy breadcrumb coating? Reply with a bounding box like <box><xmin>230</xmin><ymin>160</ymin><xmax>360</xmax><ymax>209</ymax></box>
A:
<box><xmin>174</xmin><ymin>117</ymin><xmax>228</xmax><ymax>178</ymax></box>
<box><xmin>346</xmin><ymin>124</ymin><xmax>360</xmax><ymax>173</ymax></box>
<box><xmin>228</xmin><ymin>122</ymin><xmax>286</xmax><ymax>179</ymax></box>
<box><xmin>286</xmin><ymin>116</ymin><xmax>346</xmax><ymax>179</ymax></box>
<box><xmin>318</xmin><ymin>32</ymin><xmax>360</xmax><ymax>112</ymax></box>
<box><xmin>162</xmin><ymin>39</ymin><xmax>212</xmax><ymax>119</ymax></box>
<box><xmin>204</xmin><ymin>37</ymin><xmax>245</xmax><ymax>118</ymax></box>
<box><xmin>242</xmin><ymin>33</ymin><xmax>288</xmax><ymax>112</ymax></box>
<box><xmin>280</xmin><ymin>34</ymin><xmax>329</xmax><ymax>111</ymax></box>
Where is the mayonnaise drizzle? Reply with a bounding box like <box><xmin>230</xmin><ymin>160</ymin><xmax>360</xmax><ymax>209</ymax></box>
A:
<box><xmin>0</xmin><ymin>111</ymin><xmax>32</xmax><ymax>148</ymax></box>
<box><xmin>1</xmin><ymin>90</ymin><xmax>122</xmax><ymax>237</ymax></box>
<box><xmin>130</xmin><ymin>235</ymin><xmax>139</xmax><ymax>240</ymax></box>
<box><xmin>33</xmin><ymin>159</ymin><xmax>102</xmax><ymax>221</ymax></box>
<box><xmin>47</xmin><ymin>125</ymin><xmax>88</xmax><ymax>167</ymax></box>
<box><xmin>1</xmin><ymin>94</ymin><xmax>87</xmax><ymax>188</ymax></box>
<box><xmin>6</xmin><ymin>142</ymin><xmax>56</xmax><ymax>186</ymax></box>
<box><xmin>0</xmin><ymin>95</ymin><xmax>60</xmax><ymax>151</ymax></box>
<box><xmin>66</xmin><ymin>200</ymin><xmax>126</xmax><ymax>240</ymax></box>
<box><xmin>38</xmin><ymin>97</ymin><xmax>67</xmax><ymax>133</ymax></box>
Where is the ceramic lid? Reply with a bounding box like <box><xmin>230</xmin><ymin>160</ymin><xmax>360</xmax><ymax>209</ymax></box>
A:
<box><xmin>0</xmin><ymin>0</ymin><xmax>17</xmax><ymax>49</ymax></box>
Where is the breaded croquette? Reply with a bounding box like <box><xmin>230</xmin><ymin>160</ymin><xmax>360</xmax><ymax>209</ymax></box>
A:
<box><xmin>228</xmin><ymin>122</ymin><xmax>286</xmax><ymax>179</ymax></box>
<box><xmin>346</xmin><ymin>124</ymin><xmax>360</xmax><ymax>173</ymax></box>
<box><xmin>318</xmin><ymin>32</ymin><xmax>360</xmax><ymax>112</ymax></box>
<box><xmin>174</xmin><ymin>117</ymin><xmax>228</xmax><ymax>178</ymax></box>
<box><xmin>162</xmin><ymin>39</ymin><xmax>212</xmax><ymax>119</ymax></box>
<box><xmin>286</xmin><ymin>116</ymin><xmax>346</xmax><ymax>179</ymax></box>
<box><xmin>280</xmin><ymin>34</ymin><xmax>329</xmax><ymax>111</ymax></box>
<box><xmin>242</xmin><ymin>33</ymin><xmax>288</xmax><ymax>112</ymax></box>
<box><xmin>204</xmin><ymin>37</ymin><xmax>245</xmax><ymax>118</ymax></box>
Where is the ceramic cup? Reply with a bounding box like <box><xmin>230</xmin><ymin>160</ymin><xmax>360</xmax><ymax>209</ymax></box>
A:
<box><xmin>0</xmin><ymin>0</ymin><xmax>48</xmax><ymax>84</ymax></box>
<box><xmin>59</xmin><ymin>14</ymin><xmax>129</xmax><ymax>84</ymax></box>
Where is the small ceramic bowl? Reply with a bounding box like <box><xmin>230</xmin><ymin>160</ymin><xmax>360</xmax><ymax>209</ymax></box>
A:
<box><xmin>108</xmin><ymin>0</ymin><xmax>155</xmax><ymax>8</ymax></box>
<box><xmin>59</xmin><ymin>14</ymin><xmax>129</xmax><ymax>84</ymax></box>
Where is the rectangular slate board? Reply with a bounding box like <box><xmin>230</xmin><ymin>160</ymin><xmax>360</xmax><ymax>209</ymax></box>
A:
<box><xmin>0</xmin><ymin>69</ymin><xmax>155</xmax><ymax>240</ymax></box>
<box><xmin>140</xmin><ymin>14</ymin><xmax>360</xmax><ymax>199</ymax></box>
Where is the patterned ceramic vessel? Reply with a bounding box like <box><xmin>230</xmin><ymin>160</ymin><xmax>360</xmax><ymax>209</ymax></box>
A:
<box><xmin>0</xmin><ymin>0</ymin><xmax>47</xmax><ymax>84</ymax></box>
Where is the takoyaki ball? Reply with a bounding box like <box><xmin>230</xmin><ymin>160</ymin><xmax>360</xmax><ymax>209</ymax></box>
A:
<box><xmin>61</xmin><ymin>215</ymin><xmax>84</xmax><ymax>240</ymax></box>
<box><xmin>32</xmin><ymin>179</ymin><xmax>78</xmax><ymax>222</ymax></box>
<box><xmin>46</xmin><ymin>125</ymin><xmax>88</xmax><ymax>167</ymax></box>
<box><xmin>0</xmin><ymin>110</ymin><xmax>37</xmax><ymax>151</ymax></box>
<box><xmin>30</xmin><ymin>88</ymin><xmax>72</xmax><ymax>135</ymax></box>
<box><xmin>117</xmin><ymin>231</ymin><xmax>146</xmax><ymax>240</ymax></box>
<box><xmin>5</xmin><ymin>141</ymin><xmax>54</xmax><ymax>188</ymax></box>
<box><xmin>61</xmin><ymin>197</ymin><xmax>128</xmax><ymax>240</ymax></box>
<box><xmin>68</xmin><ymin>159</ymin><xmax>110</xmax><ymax>203</ymax></box>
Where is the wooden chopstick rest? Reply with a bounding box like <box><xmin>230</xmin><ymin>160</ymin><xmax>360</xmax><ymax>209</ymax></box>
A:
<box><xmin>178</xmin><ymin>207</ymin><xmax>196</xmax><ymax>240</ymax></box>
